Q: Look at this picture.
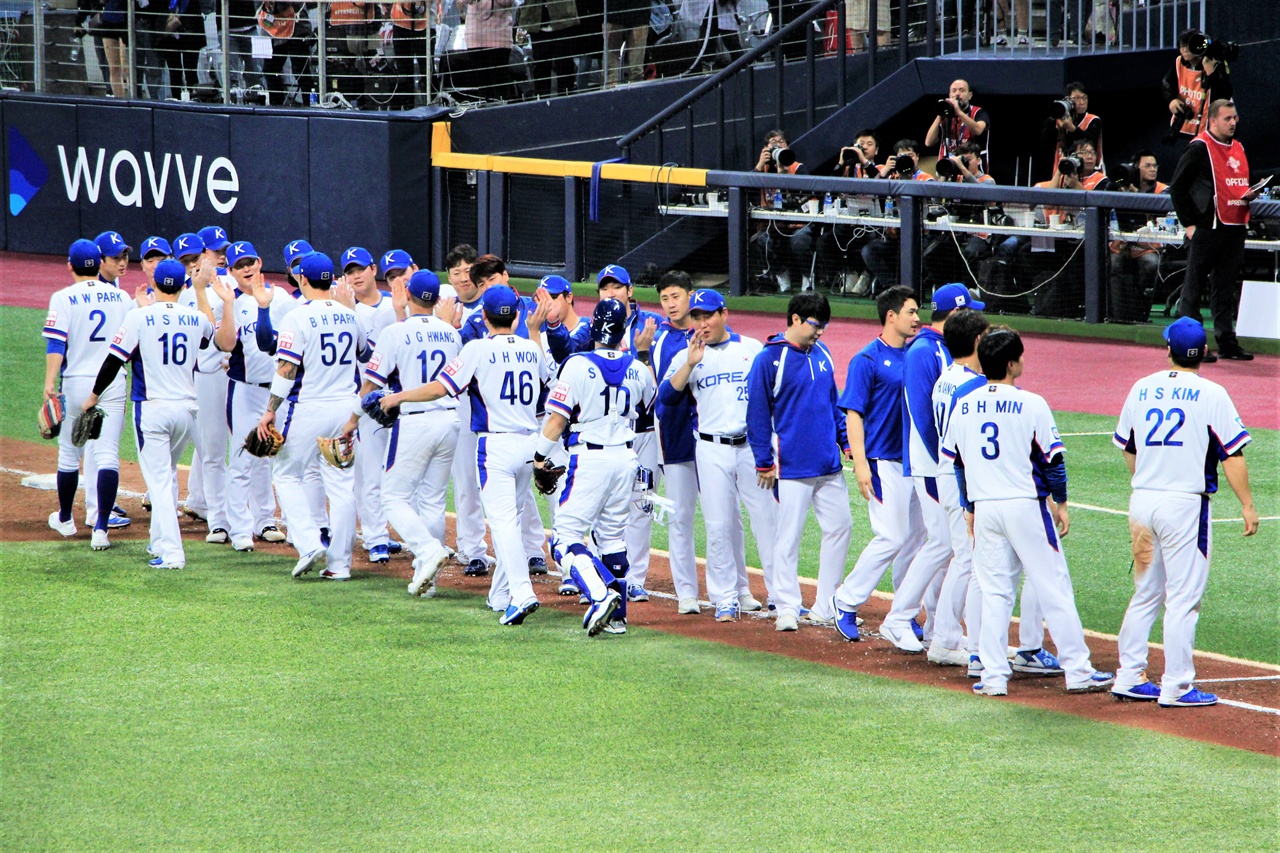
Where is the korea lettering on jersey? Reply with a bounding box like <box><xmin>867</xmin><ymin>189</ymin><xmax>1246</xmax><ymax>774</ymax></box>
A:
<box><xmin>437</xmin><ymin>335</ymin><xmax>553</xmax><ymax>434</ymax></box>
<box><xmin>364</xmin><ymin>315</ymin><xmax>462</xmax><ymax>414</ymax></box>
<box><xmin>43</xmin><ymin>281</ymin><xmax>135</xmax><ymax>377</ymax></box>
<box><xmin>275</xmin><ymin>300</ymin><xmax>366</xmax><ymax>403</ymax></box>
<box><xmin>109</xmin><ymin>303</ymin><xmax>215</xmax><ymax>401</ymax></box>
<box><xmin>546</xmin><ymin>351</ymin><xmax>657</xmax><ymax>447</ymax></box>
<box><xmin>228</xmin><ymin>287</ymin><xmax>296</xmax><ymax>384</ymax></box>
<box><xmin>931</xmin><ymin>364</ymin><xmax>984</xmax><ymax>474</ymax></box>
<box><xmin>662</xmin><ymin>334</ymin><xmax>761</xmax><ymax>436</ymax></box>
<box><xmin>940</xmin><ymin>383</ymin><xmax>1064</xmax><ymax>502</ymax></box>
<box><xmin>1113</xmin><ymin>370</ymin><xmax>1251</xmax><ymax>495</ymax></box>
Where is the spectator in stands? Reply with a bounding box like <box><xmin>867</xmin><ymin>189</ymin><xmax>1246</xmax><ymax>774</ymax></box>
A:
<box><xmin>925</xmin><ymin>79</ymin><xmax>990</xmax><ymax>169</ymax></box>
<box><xmin>259</xmin><ymin>1</ymin><xmax>314</xmax><ymax>106</ymax></box>
<box><xmin>139</xmin><ymin>0</ymin><xmax>205</xmax><ymax>99</ymax></box>
<box><xmin>604</xmin><ymin>0</ymin><xmax>649</xmax><ymax>86</ymax></box>
<box><xmin>993</xmin><ymin>0</ymin><xmax>1028</xmax><ymax>47</ymax></box>
<box><xmin>1162</xmin><ymin>29</ymin><xmax>1233</xmax><ymax>145</ymax></box>
<box><xmin>820</xmin><ymin>128</ymin><xmax>879</xmax><ymax>295</ymax></box>
<box><xmin>861</xmin><ymin>139</ymin><xmax>933</xmax><ymax>292</ymax></box>
<box><xmin>388</xmin><ymin>2</ymin><xmax>431</xmax><ymax>102</ymax></box>
<box><xmin>84</xmin><ymin>0</ymin><xmax>130</xmax><ymax>98</ymax></box>
<box><xmin>922</xmin><ymin>141</ymin><xmax>995</xmax><ymax>289</ymax></box>
<box><xmin>1107</xmin><ymin>150</ymin><xmax>1167</xmax><ymax>323</ymax></box>
<box><xmin>847</xmin><ymin>0</ymin><xmax>890</xmax><ymax>52</ymax></box>
<box><xmin>1042</xmin><ymin>81</ymin><xmax>1103</xmax><ymax>175</ymax></box>
<box><xmin>750</xmin><ymin>129</ymin><xmax>818</xmax><ymax>293</ymax></box>
<box><xmin>225</xmin><ymin>0</ymin><xmax>268</xmax><ymax>93</ymax></box>
<box><xmin>516</xmin><ymin>0</ymin><xmax>582</xmax><ymax>96</ymax></box>
<box><xmin>325</xmin><ymin>0</ymin><xmax>376</xmax><ymax>98</ymax></box>
<box><xmin>457</xmin><ymin>0</ymin><xmax>518</xmax><ymax>100</ymax></box>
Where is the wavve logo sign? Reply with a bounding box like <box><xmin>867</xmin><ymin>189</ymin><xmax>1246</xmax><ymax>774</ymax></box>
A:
<box><xmin>8</xmin><ymin>127</ymin><xmax>48</xmax><ymax>216</ymax></box>
<box><xmin>57</xmin><ymin>145</ymin><xmax>240</xmax><ymax>214</ymax></box>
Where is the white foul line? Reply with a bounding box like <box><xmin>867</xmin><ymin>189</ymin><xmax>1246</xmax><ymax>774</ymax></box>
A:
<box><xmin>1060</xmin><ymin>431</ymin><xmax>1114</xmax><ymax>437</ymax></box>
<box><xmin>1194</xmin><ymin>675</ymin><xmax>1280</xmax><ymax>684</ymax></box>
<box><xmin>1217</xmin><ymin>698</ymin><xmax>1280</xmax><ymax>716</ymax></box>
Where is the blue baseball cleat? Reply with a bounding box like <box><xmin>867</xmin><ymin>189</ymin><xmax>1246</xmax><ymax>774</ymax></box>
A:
<box><xmin>500</xmin><ymin>599</ymin><xmax>539</xmax><ymax>626</ymax></box>
<box><xmin>832</xmin><ymin>595</ymin><xmax>860</xmax><ymax>641</ymax></box>
<box><xmin>368</xmin><ymin>544</ymin><xmax>390</xmax><ymax>564</ymax></box>
<box><xmin>1159</xmin><ymin>688</ymin><xmax>1218</xmax><ymax>708</ymax></box>
<box><xmin>1112</xmin><ymin>682</ymin><xmax>1161</xmax><ymax>702</ymax></box>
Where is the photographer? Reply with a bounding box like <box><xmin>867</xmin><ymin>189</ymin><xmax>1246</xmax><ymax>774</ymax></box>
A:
<box><xmin>1041</xmin><ymin>82</ymin><xmax>1103</xmax><ymax>175</ymax></box>
<box><xmin>925</xmin><ymin>79</ymin><xmax>990</xmax><ymax>169</ymax></box>
<box><xmin>861</xmin><ymin>140</ymin><xmax>933</xmax><ymax>292</ymax></box>
<box><xmin>922</xmin><ymin>142</ymin><xmax>995</xmax><ymax>290</ymax></box>
<box><xmin>751</xmin><ymin>130</ymin><xmax>818</xmax><ymax>293</ymax></box>
<box><xmin>1170</xmin><ymin>100</ymin><xmax>1259</xmax><ymax>362</ymax></box>
<box><xmin>820</xmin><ymin>130</ymin><xmax>879</xmax><ymax>295</ymax></box>
<box><xmin>835</xmin><ymin>129</ymin><xmax>879</xmax><ymax>180</ymax></box>
<box><xmin>1063</xmin><ymin>139</ymin><xmax>1109</xmax><ymax>191</ymax></box>
<box><xmin>258</xmin><ymin>2</ymin><xmax>315</xmax><ymax>106</ymax></box>
<box><xmin>1162</xmin><ymin>29</ymin><xmax>1234</xmax><ymax>143</ymax></box>
<box><xmin>1107</xmin><ymin>151</ymin><xmax>1168</xmax><ymax>323</ymax></box>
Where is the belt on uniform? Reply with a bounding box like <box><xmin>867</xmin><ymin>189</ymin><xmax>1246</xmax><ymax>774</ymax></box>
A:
<box><xmin>582</xmin><ymin>441</ymin><xmax>633</xmax><ymax>450</ymax></box>
<box><xmin>697</xmin><ymin>432</ymin><xmax>747</xmax><ymax>446</ymax></box>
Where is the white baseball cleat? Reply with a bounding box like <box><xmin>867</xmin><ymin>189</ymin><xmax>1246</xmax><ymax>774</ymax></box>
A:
<box><xmin>738</xmin><ymin>593</ymin><xmax>763</xmax><ymax>612</ymax></box>
<box><xmin>677</xmin><ymin>597</ymin><xmax>700</xmax><ymax>615</ymax></box>
<box><xmin>258</xmin><ymin>525</ymin><xmax>287</xmax><ymax>543</ymax></box>
<box><xmin>927</xmin><ymin>643</ymin><xmax>971</xmax><ymax>667</ymax></box>
<box><xmin>232</xmin><ymin>535</ymin><xmax>255</xmax><ymax>552</ymax></box>
<box><xmin>408</xmin><ymin>546</ymin><xmax>450</xmax><ymax>597</ymax></box>
<box><xmin>90</xmin><ymin>529</ymin><xmax>110</xmax><ymax>551</ymax></box>
<box><xmin>205</xmin><ymin>528</ymin><xmax>230</xmax><ymax>545</ymax></box>
<box><xmin>48</xmin><ymin>512</ymin><xmax>77</xmax><ymax>538</ymax></box>
<box><xmin>775</xmin><ymin>613</ymin><xmax>799</xmax><ymax>632</ymax></box>
<box><xmin>292</xmin><ymin>549</ymin><xmax>325</xmax><ymax>578</ymax></box>
<box><xmin>880</xmin><ymin>621</ymin><xmax>925</xmax><ymax>653</ymax></box>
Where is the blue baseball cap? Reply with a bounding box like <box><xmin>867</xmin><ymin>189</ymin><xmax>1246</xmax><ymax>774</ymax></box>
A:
<box><xmin>1163</xmin><ymin>316</ymin><xmax>1207</xmax><ymax>361</ymax></box>
<box><xmin>226</xmin><ymin>241</ymin><xmax>260</xmax><ymax>267</ymax></box>
<box><xmin>540</xmin><ymin>275</ymin><xmax>572</xmax><ymax>296</ymax></box>
<box><xmin>153</xmin><ymin>259</ymin><xmax>187</xmax><ymax>293</ymax></box>
<box><xmin>932</xmin><ymin>283</ymin><xmax>985</xmax><ymax>313</ymax></box>
<box><xmin>407</xmin><ymin>269</ymin><xmax>440</xmax><ymax>302</ymax></box>
<box><xmin>140</xmin><ymin>236</ymin><xmax>172</xmax><ymax>258</ymax></box>
<box><xmin>197</xmin><ymin>226</ymin><xmax>230</xmax><ymax>251</ymax></box>
<box><xmin>341</xmin><ymin>246</ymin><xmax>374</xmax><ymax>272</ymax></box>
<box><xmin>172</xmin><ymin>233</ymin><xmax>204</xmax><ymax>259</ymax></box>
<box><xmin>598</xmin><ymin>264</ymin><xmax>631</xmax><ymax>287</ymax></box>
<box><xmin>482</xmin><ymin>285</ymin><xmax>520</xmax><ymax>317</ymax></box>
<box><xmin>379</xmin><ymin>249</ymin><xmax>414</xmax><ymax>277</ymax></box>
<box><xmin>299</xmin><ymin>252</ymin><xmax>334</xmax><ymax>285</ymax></box>
<box><xmin>68</xmin><ymin>239</ymin><xmax>101</xmax><ymax>274</ymax></box>
<box><xmin>688</xmin><ymin>289</ymin><xmax>726</xmax><ymax>313</ymax></box>
<box><xmin>94</xmin><ymin>230</ymin><xmax>131</xmax><ymax>257</ymax></box>
<box><xmin>284</xmin><ymin>239</ymin><xmax>314</xmax><ymax>272</ymax></box>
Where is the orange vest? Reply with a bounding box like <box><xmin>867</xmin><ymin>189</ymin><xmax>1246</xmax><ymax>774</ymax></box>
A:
<box><xmin>1175</xmin><ymin>61</ymin><xmax>1209</xmax><ymax>136</ymax></box>
<box><xmin>330</xmin><ymin>1</ymin><xmax>374</xmax><ymax>26</ymax></box>
<box><xmin>258</xmin><ymin>3</ymin><xmax>296</xmax><ymax>39</ymax></box>
<box><xmin>391</xmin><ymin>2</ymin><xmax>428</xmax><ymax>31</ymax></box>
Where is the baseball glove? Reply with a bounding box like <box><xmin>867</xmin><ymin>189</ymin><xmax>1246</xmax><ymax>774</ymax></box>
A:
<box><xmin>317</xmin><ymin>434</ymin><xmax>356</xmax><ymax>469</ymax></box>
<box><xmin>533</xmin><ymin>462</ymin><xmax>567</xmax><ymax>495</ymax></box>
<box><xmin>243</xmin><ymin>424</ymin><xmax>285</xmax><ymax>457</ymax></box>
<box><xmin>70</xmin><ymin>405</ymin><xmax>105</xmax><ymax>447</ymax></box>
<box><xmin>361</xmin><ymin>389</ymin><xmax>399</xmax><ymax>429</ymax></box>
<box><xmin>38</xmin><ymin>394</ymin><xmax>66</xmax><ymax>440</ymax></box>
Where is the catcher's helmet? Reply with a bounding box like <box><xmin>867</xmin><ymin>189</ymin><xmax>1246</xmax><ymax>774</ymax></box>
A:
<box><xmin>591</xmin><ymin>298</ymin><xmax>627</xmax><ymax>347</ymax></box>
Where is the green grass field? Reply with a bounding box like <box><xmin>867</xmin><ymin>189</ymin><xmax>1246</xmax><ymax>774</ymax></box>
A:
<box><xmin>2</xmin><ymin>303</ymin><xmax>1276</xmax><ymax>849</ymax></box>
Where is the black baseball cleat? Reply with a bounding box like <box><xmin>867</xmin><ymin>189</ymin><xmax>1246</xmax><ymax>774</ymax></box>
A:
<box><xmin>1218</xmin><ymin>344</ymin><xmax>1254</xmax><ymax>361</ymax></box>
<box><xmin>1200</xmin><ymin>350</ymin><xmax>1218</xmax><ymax>363</ymax></box>
<box><xmin>464</xmin><ymin>558</ymin><xmax>490</xmax><ymax>577</ymax></box>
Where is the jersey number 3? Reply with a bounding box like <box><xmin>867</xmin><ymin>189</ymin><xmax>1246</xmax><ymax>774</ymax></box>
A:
<box><xmin>980</xmin><ymin>421</ymin><xmax>1000</xmax><ymax>459</ymax></box>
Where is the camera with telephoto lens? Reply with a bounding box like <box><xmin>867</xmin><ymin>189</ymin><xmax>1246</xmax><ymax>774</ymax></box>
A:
<box><xmin>937</xmin><ymin>99</ymin><xmax>954</xmax><ymax>118</ymax></box>
<box><xmin>1058</xmin><ymin>155</ymin><xmax>1082</xmax><ymax>177</ymax></box>
<box><xmin>893</xmin><ymin>154</ymin><xmax>916</xmax><ymax>176</ymax></box>
<box><xmin>769</xmin><ymin>146</ymin><xmax>797</xmax><ymax>169</ymax></box>
<box><xmin>1187</xmin><ymin>32</ymin><xmax>1239</xmax><ymax>63</ymax></box>
<box><xmin>935</xmin><ymin>157</ymin><xmax>960</xmax><ymax>180</ymax></box>
<box><xmin>1110</xmin><ymin>162</ymin><xmax>1142</xmax><ymax>189</ymax></box>
<box><xmin>1048</xmin><ymin>99</ymin><xmax>1073</xmax><ymax>120</ymax></box>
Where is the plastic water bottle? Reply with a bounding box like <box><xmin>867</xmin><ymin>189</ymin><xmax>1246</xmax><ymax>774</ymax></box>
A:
<box><xmin>823</xmin><ymin>192</ymin><xmax>834</xmax><ymax>215</ymax></box>
<box><xmin>772</xmin><ymin>189</ymin><xmax>783</xmax><ymax>211</ymax></box>
<box><xmin>1109</xmin><ymin>209</ymin><xmax>1119</xmax><ymax>237</ymax></box>
<box><xmin>1165</xmin><ymin>211</ymin><xmax>1178</xmax><ymax>233</ymax></box>
<box><xmin>884</xmin><ymin>197</ymin><xmax>896</xmax><ymax>218</ymax></box>
<box><xmin>310</xmin><ymin>91</ymin><xmax>319</xmax><ymax>108</ymax></box>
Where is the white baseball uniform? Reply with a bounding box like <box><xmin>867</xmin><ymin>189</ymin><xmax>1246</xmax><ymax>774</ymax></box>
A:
<box><xmin>941</xmin><ymin>381</ymin><xmax>1102</xmax><ymax>692</ymax></box>
<box><xmin>546</xmin><ymin>349</ymin><xmax>657</xmax><ymax>608</ymax></box>
<box><xmin>663</xmin><ymin>334</ymin><xmax>776</xmax><ymax>609</ymax></box>
<box><xmin>353</xmin><ymin>293</ymin><xmax>399</xmax><ymax>551</ymax></box>
<box><xmin>272</xmin><ymin>299</ymin><xmax>366</xmax><ymax>577</ymax></box>
<box><xmin>44</xmin><ymin>278</ymin><xmax>135</xmax><ymax>528</ymax></box>
<box><xmin>450</xmin><ymin>296</ymin><xmax>493</xmax><ymax>566</ymax></box>
<box><xmin>180</xmin><ymin>275</ymin><xmax>231</xmax><ymax>534</ymax></box>
<box><xmin>108</xmin><ymin>302</ymin><xmax>216</xmax><ymax>565</ymax></box>
<box><xmin>364</xmin><ymin>314</ymin><xmax>463</xmax><ymax>564</ymax></box>
<box><xmin>438</xmin><ymin>334</ymin><xmax>554</xmax><ymax>609</ymax></box>
<box><xmin>1112</xmin><ymin>369</ymin><xmax>1250</xmax><ymax>702</ymax></box>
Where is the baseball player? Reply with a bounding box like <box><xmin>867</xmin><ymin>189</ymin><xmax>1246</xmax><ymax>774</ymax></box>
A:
<box><xmin>258</xmin><ymin>252</ymin><xmax>367</xmax><ymax>581</ymax></box>
<box><xmin>659</xmin><ymin>290</ymin><xmax>776</xmax><ymax>622</ymax></box>
<box><xmin>544</xmin><ymin>264</ymin><xmax>667</xmax><ymax>604</ymax></box>
<box><xmin>83</xmin><ymin>259</ymin><xmax>235</xmax><ymax>568</ymax></box>
<box><xmin>941</xmin><ymin>327</ymin><xmax>1114</xmax><ymax>696</ymax></box>
<box><xmin>386</xmin><ymin>285</ymin><xmax>554</xmax><ymax>623</ymax></box>
<box><xmin>1111</xmin><ymin>317</ymin><xmax>1257</xmax><ymax>707</ymax></box>
<box><xmin>535</xmin><ymin>297</ymin><xmax>658</xmax><ymax>635</ymax></box>
<box><xmin>650</xmin><ymin>270</ymin><xmax>702</xmax><ymax>613</ymax></box>
<box><xmin>829</xmin><ymin>286</ymin><xmax>925</xmax><ymax>637</ymax></box>
<box><xmin>222</xmin><ymin>241</ymin><xmax>294</xmax><ymax>551</ymax></box>
<box><xmin>139</xmin><ymin>236</ymin><xmax>173</xmax><ymax>280</ymax></box>
<box><xmin>43</xmin><ymin>237</ymin><xmax>137</xmax><ymax>549</ymax></box>
<box><xmin>344</xmin><ymin>270</ymin><xmax>462</xmax><ymax>598</ymax></box>
<box><xmin>746</xmin><ymin>292</ymin><xmax>852</xmax><ymax>632</ymax></box>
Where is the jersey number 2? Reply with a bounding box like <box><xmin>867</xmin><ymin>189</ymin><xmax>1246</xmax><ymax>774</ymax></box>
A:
<box><xmin>88</xmin><ymin>309</ymin><xmax>107</xmax><ymax>342</ymax></box>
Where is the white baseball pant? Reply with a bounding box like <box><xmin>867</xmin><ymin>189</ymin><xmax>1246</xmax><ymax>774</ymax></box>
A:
<box><xmin>883</xmin><ymin>476</ymin><xmax>956</xmax><ymax>635</ymax></box>
<box><xmin>355</xmin><ymin>412</ymin><xmax>390</xmax><ymax>549</ymax></box>
<box><xmin>663</xmin><ymin>460</ymin><xmax>700</xmax><ymax>601</ymax></box>
<box><xmin>696</xmin><ymin>439</ymin><xmax>777</xmax><ymax>609</ymax></box>
<box><xmin>226</xmin><ymin>380</ymin><xmax>278</xmax><ymax>539</ymax></box>
<box><xmin>476</xmin><ymin>433</ymin><xmax>539</xmax><ymax>609</ymax></box>
<box><xmin>832</xmin><ymin>459</ymin><xmax>926</xmax><ymax>614</ymax></box>
<box><xmin>624</xmin><ymin>430</ymin><xmax>660</xmax><ymax>588</ymax></box>
<box><xmin>382</xmin><ymin>411</ymin><xmax>460</xmax><ymax>559</ymax></box>
<box><xmin>186</xmin><ymin>370</ymin><xmax>230</xmax><ymax>532</ymax></box>
<box><xmin>972</xmin><ymin>497</ymin><xmax>1098</xmax><ymax>691</ymax></box>
<box><xmin>772</xmin><ymin>473</ymin><xmax>853</xmax><ymax>619</ymax></box>
<box><xmin>552</xmin><ymin>445</ymin><xmax>635</xmax><ymax>603</ymax></box>
<box><xmin>272</xmin><ymin>401</ymin><xmax>357</xmax><ymax>577</ymax></box>
<box><xmin>56</xmin><ymin>375</ymin><xmax>126</xmax><ymax>527</ymax></box>
<box><xmin>451</xmin><ymin>397</ymin><xmax>489</xmax><ymax>563</ymax></box>
<box><xmin>1116</xmin><ymin>490</ymin><xmax>1211</xmax><ymax>702</ymax></box>
<box><xmin>134</xmin><ymin>400</ymin><xmax>195</xmax><ymax>566</ymax></box>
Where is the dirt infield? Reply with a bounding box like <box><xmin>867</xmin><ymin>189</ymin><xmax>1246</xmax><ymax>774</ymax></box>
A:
<box><xmin>4</xmin><ymin>436</ymin><xmax>1276</xmax><ymax>756</ymax></box>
